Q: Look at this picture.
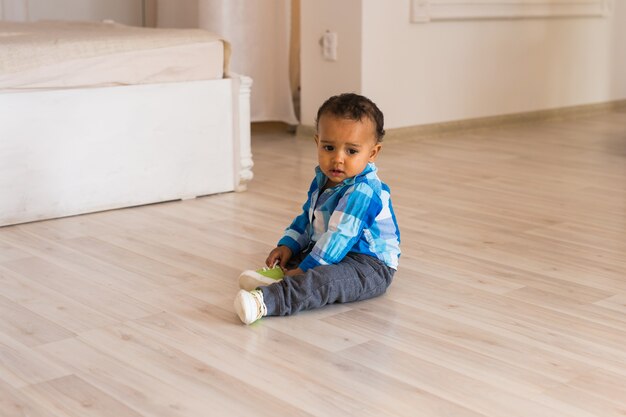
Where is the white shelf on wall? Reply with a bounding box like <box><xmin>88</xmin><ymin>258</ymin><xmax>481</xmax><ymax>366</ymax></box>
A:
<box><xmin>411</xmin><ymin>0</ymin><xmax>613</xmax><ymax>22</ymax></box>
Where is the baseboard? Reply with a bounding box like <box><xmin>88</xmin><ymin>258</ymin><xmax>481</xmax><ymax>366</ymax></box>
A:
<box><xmin>296</xmin><ymin>99</ymin><xmax>626</xmax><ymax>141</ymax></box>
<box><xmin>296</xmin><ymin>124</ymin><xmax>316</xmax><ymax>138</ymax></box>
<box><xmin>252</xmin><ymin>121</ymin><xmax>296</xmax><ymax>134</ymax></box>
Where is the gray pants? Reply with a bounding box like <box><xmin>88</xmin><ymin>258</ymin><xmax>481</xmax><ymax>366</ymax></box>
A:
<box><xmin>260</xmin><ymin>252</ymin><xmax>395</xmax><ymax>316</ymax></box>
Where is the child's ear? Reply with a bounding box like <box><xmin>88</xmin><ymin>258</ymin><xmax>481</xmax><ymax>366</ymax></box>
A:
<box><xmin>369</xmin><ymin>143</ymin><xmax>382</xmax><ymax>162</ymax></box>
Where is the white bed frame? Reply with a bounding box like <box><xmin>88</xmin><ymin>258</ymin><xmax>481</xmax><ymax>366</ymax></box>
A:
<box><xmin>0</xmin><ymin>74</ymin><xmax>253</xmax><ymax>227</ymax></box>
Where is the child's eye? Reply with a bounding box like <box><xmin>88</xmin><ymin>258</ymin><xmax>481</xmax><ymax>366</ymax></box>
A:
<box><xmin>323</xmin><ymin>145</ymin><xmax>334</xmax><ymax>151</ymax></box>
<box><xmin>347</xmin><ymin>149</ymin><xmax>359</xmax><ymax>155</ymax></box>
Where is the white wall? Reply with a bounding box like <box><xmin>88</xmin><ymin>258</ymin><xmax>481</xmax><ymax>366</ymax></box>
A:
<box><xmin>1</xmin><ymin>0</ymin><xmax>142</xmax><ymax>25</ymax></box>
<box><xmin>300</xmin><ymin>0</ymin><xmax>362</xmax><ymax>127</ymax></box>
<box><xmin>301</xmin><ymin>0</ymin><xmax>626</xmax><ymax>129</ymax></box>
<box><xmin>0</xmin><ymin>0</ymin><xmax>27</xmax><ymax>20</ymax></box>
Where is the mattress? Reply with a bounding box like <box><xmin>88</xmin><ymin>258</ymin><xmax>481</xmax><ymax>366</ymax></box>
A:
<box><xmin>0</xmin><ymin>20</ymin><xmax>230</xmax><ymax>91</ymax></box>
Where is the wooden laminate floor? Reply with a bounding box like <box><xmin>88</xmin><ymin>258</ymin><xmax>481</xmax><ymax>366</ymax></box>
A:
<box><xmin>1</xmin><ymin>110</ymin><xmax>626</xmax><ymax>417</ymax></box>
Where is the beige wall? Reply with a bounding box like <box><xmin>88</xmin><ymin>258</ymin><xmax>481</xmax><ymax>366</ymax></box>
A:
<box><xmin>301</xmin><ymin>0</ymin><xmax>626</xmax><ymax>129</ymax></box>
<box><xmin>300</xmin><ymin>0</ymin><xmax>362</xmax><ymax>127</ymax></box>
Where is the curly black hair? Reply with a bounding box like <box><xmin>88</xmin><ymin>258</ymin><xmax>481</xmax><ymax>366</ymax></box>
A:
<box><xmin>315</xmin><ymin>93</ymin><xmax>385</xmax><ymax>142</ymax></box>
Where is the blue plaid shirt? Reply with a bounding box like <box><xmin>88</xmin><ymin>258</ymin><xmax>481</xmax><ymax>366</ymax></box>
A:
<box><xmin>278</xmin><ymin>162</ymin><xmax>401</xmax><ymax>272</ymax></box>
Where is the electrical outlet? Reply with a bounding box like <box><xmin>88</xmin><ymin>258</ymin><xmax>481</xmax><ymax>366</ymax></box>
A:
<box><xmin>322</xmin><ymin>31</ymin><xmax>338</xmax><ymax>61</ymax></box>
<box><xmin>411</xmin><ymin>0</ymin><xmax>431</xmax><ymax>23</ymax></box>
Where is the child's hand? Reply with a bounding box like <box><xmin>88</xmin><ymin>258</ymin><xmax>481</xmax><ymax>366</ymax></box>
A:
<box><xmin>266</xmin><ymin>245</ymin><xmax>292</xmax><ymax>269</ymax></box>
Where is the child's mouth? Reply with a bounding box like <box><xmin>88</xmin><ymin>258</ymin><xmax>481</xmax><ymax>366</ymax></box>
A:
<box><xmin>329</xmin><ymin>169</ymin><xmax>344</xmax><ymax>176</ymax></box>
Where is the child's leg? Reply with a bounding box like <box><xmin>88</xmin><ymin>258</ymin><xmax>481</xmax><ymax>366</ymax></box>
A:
<box><xmin>260</xmin><ymin>253</ymin><xmax>395</xmax><ymax>316</ymax></box>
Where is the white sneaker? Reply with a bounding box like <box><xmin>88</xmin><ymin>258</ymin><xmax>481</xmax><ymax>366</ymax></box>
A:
<box><xmin>234</xmin><ymin>289</ymin><xmax>267</xmax><ymax>325</ymax></box>
<box><xmin>238</xmin><ymin>264</ymin><xmax>284</xmax><ymax>291</ymax></box>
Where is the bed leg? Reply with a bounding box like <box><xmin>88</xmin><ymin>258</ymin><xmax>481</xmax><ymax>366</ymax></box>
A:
<box><xmin>232</xmin><ymin>73</ymin><xmax>254</xmax><ymax>192</ymax></box>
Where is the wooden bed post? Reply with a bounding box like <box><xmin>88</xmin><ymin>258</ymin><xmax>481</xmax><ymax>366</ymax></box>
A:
<box><xmin>233</xmin><ymin>73</ymin><xmax>254</xmax><ymax>192</ymax></box>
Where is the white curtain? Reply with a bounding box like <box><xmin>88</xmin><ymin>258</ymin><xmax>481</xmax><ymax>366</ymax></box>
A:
<box><xmin>197</xmin><ymin>0</ymin><xmax>298</xmax><ymax>125</ymax></box>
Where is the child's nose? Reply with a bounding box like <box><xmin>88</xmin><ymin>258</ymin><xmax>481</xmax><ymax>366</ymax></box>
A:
<box><xmin>332</xmin><ymin>151</ymin><xmax>344</xmax><ymax>163</ymax></box>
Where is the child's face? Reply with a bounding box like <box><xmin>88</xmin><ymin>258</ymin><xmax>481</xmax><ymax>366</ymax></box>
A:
<box><xmin>314</xmin><ymin>114</ymin><xmax>382</xmax><ymax>188</ymax></box>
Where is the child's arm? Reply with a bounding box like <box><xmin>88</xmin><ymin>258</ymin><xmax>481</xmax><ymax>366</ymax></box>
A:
<box><xmin>277</xmin><ymin>208</ymin><xmax>310</xmax><ymax>256</ymax></box>
<box><xmin>269</xmin><ymin>179</ymin><xmax>317</xmax><ymax>267</ymax></box>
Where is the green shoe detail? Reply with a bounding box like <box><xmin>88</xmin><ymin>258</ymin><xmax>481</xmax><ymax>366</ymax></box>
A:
<box><xmin>255</xmin><ymin>265</ymin><xmax>284</xmax><ymax>280</ymax></box>
<box><xmin>238</xmin><ymin>264</ymin><xmax>285</xmax><ymax>291</ymax></box>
